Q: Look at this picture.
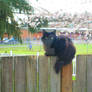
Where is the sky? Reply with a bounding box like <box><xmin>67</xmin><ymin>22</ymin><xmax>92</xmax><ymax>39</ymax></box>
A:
<box><xmin>28</xmin><ymin>0</ymin><xmax>92</xmax><ymax>14</ymax></box>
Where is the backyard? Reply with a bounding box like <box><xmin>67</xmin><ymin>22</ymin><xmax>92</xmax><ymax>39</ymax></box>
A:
<box><xmin>0</xmin><ymin>43</ymin><xmax>92</xmax><ymax>56</ymax></box>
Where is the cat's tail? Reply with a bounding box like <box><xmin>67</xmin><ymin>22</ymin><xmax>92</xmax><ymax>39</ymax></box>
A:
<box><xmin>54</xmin><ymin>60</ymin><xmax>64</xmax><ymax>74</ymax></box>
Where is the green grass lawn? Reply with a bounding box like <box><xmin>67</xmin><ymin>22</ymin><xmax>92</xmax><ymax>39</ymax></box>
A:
<box><xmin>75</xmin><ymin>43</ymin><xmax>92</xmax><ymax>55</ymax></box>
<box><xmin>0</xmin><ymin>43</ymin><xmax>92</xmax><ymax>55</ymax></box>
<box><xmin>0</xmin><ymin>44</ymin><xmax>44</xmax><ymax>55</ymax></box>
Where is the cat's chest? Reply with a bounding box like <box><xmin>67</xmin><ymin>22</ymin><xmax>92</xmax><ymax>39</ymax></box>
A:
<box><xmin>54</xmin><ymin>39</ymin><xmax>66</xmax><ymax>49</ymax></box>
<box><xmin>42</xmin><ymin>39</ymin><xmax>54</xmax><ymax>48</ymax></box>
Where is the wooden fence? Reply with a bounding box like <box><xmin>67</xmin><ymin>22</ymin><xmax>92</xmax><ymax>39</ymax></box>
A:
<box><xmin>0</xmin><ymin>55</ymin><xmax>72</xmax><ymax>92</ymax></box>
<box><xmin>73</xmin><ymin>55</ymin><xmax>92</xmax><ymax>92</ymax></box>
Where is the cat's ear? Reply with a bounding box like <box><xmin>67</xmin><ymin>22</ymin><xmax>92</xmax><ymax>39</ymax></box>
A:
<box><xmin>53</xmin><ymin>30</ymin><xmax>56</xmax><ymax>34</ymax></box>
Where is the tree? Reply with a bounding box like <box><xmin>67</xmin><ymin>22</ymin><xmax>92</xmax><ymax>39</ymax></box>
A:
<box><xmin>28</xmin><ymin>16</ymin><xmax>48</xmax><ymax>34</ymax></box>
<box><xmin>0</xmin><ymin>0</ymin><xmax>33</xmax><ymax>41</ymax></box>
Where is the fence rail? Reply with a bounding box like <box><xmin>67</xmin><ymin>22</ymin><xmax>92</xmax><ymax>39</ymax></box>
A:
<box><xmin>0</xmin><ymin>55</ymin><xmax>72</xmax><ymax>92</ymax></box>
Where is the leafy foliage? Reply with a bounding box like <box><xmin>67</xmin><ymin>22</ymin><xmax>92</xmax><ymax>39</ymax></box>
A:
<box><xmin>28</xmin><ymin>16</ymin><xmax>48</xmax><ymax>33</ymax></box>
<box><xmin>0</xmin><ymin>0</ymin><xmax>33</xmax><ymax>41</ymax></box>
<box><xmin>0</xmin><ymin>0</ymin><xmax>48</xmax><ymax>41</ymax></box>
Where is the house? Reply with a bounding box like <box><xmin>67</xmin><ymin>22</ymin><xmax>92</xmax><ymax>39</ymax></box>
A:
<box><xmin>20</xmin><ymin>28</ymin><xmax>42</xmax><ymax>40</ymax></box>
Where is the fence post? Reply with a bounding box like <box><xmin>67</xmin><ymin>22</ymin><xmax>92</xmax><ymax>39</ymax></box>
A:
<box><xmin>61</xmin><ymin>63</ymin><xmax>72</xmax><ymax>92</ymax></box>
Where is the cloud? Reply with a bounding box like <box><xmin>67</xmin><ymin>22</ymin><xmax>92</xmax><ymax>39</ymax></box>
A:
<box><xmin>29</xmin><ymin>0</ymin><xmax>92</xmax><ymax>14</ymax></box>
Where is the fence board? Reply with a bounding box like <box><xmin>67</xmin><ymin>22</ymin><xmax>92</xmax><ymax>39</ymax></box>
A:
<box><xmin>26</xmin><ymin>56</ymin><xmax>37</xmax><ymax>92</ymax></box>
<box><xmin>73</xmin><ymin>55</ymin><xmax>87</xmax><ymax>92</ymax></box>
<box><xmin>1</xmin><ymin>57</ymin><xmax>13</xmax><ymax>92</ymax></box>
<box><xmin>50</xmin><ymin>57</ymin><xmax>60</xmax><ymax>92</ymax></box>
<box><xmin>87</xmin><ymin>55</ymin><xmax>92</xmax><ymax>92</ymax></box>
<box><xmin>39</xmin><ymin>56</ymin><xmax>49</xmax><ymax>92</ymax></box>
<box><xmin>0</xmin><ymin>58</ymin><xmax>2</xmax><ymax>92</ymax></box>
<box><xmin>15</xmin><ymin>56</ymin><xmax>26</xmax><ymax>92</ymax></box>
<box><xmin>61</xmin><ymin>63</ymin><xmax>72</xmax><ymax>92</ymax></box>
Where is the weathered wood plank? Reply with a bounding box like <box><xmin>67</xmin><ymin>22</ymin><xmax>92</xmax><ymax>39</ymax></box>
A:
<box><xmin>50</xmin><ymin>57</ymin><xmax>60</xmax><ymax>92</ymax></box>
<box><xmin>61</xmin><ymin>63</ymin><xmax>72</xmax><ymax>92</ymax></box>
<box><xmin>15</xmin><ymin>56</ymin><xmax>26</xmax><ymax>92</ymax></box>
<box><xmin>0</xmin><ymin>57</ymin><xmax>2</xmax><ymax>92</ymax></box>
<box><xmin>26</xmin><ymin>56</ymin><xmax>37</xmax><ymax>92</ymax></box>
<box><xmin>87</xmin><ymin>55</ymin><xmax>92</xmax><ymax>92</ymax></box>
<box><xmin>72</xmin><ymin>80</ymin><xmax>77</xmax><ymax>92</ymax></box>
<box><xmin>39</xmin><ymin>56</ymin><xmax>49</xmax><ymax>92</ymax></box>
<box><xmin>73</xmin><ymin>55</ymin><xmax>87</xmax><ymax>92</ymax></box>
<box><xmin>1</xmin><ymin>57</ymin><xmax>13</xmax><ymax>92</ymax></box>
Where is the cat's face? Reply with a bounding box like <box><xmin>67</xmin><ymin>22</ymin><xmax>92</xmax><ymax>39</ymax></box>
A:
<box><xmin>41</xmin><ymin>30</ymin><xmax>56</xmax><ymax>48</ymax></box>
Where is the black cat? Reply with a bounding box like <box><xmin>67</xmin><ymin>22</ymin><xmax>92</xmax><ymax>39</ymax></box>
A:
<box><xmin>41</xmin><ymin>29</ymin><xmax>76</xmax><ymax>74</ymax></box>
